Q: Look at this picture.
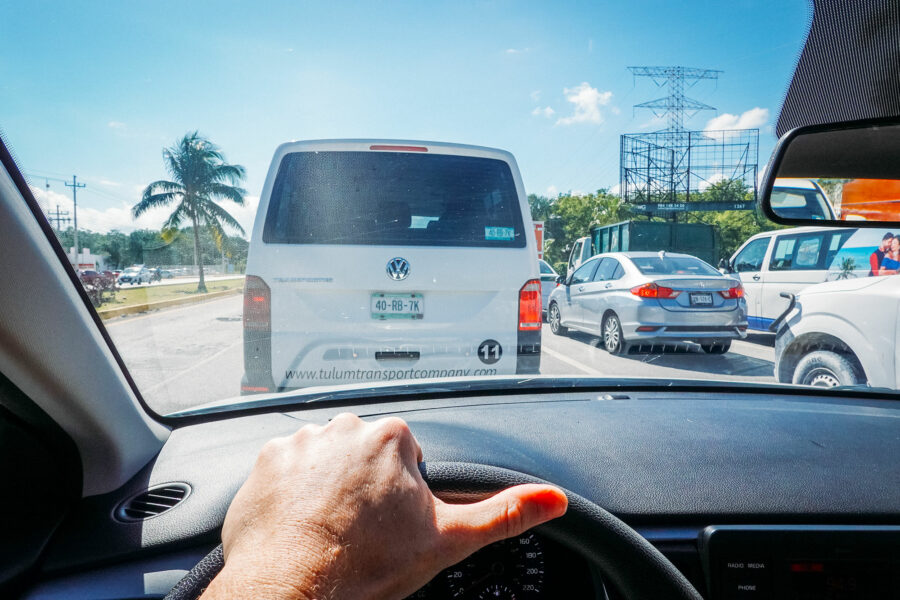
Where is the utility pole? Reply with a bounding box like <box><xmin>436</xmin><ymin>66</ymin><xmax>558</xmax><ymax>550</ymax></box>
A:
<box><xmin>65</xmin><ymin>175</ymin><xmax>86</xmax><ymax>270</ymax></box>
<box><xmin>48</xmin><ymin>205</ymin><xmax>71</xmax><ymax>231</ymax></box>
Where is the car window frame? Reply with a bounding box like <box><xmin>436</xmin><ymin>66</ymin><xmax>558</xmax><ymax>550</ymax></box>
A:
<box><xmin>569</xmin><ymin>258</ymin><xmax>600</xmax><ymax>285</ymax></box>
<box><xmin>733</xmin><ymin>237</ymin><xmax>772</xmax><ymax>272</ymax></box>
<box><xmin>770</xmin><ymin>231</ymin><xmax>831</xmax><ymax>271</ymax></box>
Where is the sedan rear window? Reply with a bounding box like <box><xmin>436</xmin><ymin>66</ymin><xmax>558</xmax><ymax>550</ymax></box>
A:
<box><xmin>631</xmin><ymin>256</ymin><xmax>720</xmax><ymax>276</ymax></box>
<box><xmin>263</xmin><ymin>151</ymin><xmax>526</xmax><ymax>247</ymax></box>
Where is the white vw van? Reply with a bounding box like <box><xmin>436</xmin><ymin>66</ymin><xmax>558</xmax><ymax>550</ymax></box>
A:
<box><xmin>241</xmin><ymin>140</ymin><xmax>541</xmax><ymax>394</ymax></box>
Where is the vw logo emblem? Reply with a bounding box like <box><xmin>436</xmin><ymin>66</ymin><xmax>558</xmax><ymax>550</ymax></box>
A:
<box><xmin>386</xmin><ymin>257</ymin><xmax>410</xmax><ymax>281</ymax></box>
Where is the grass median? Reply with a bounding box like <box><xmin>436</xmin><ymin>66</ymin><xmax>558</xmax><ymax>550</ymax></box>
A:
<box><xmin>97</xmin><ymin>277</ymin><xmax>245</xmax><ymax>316</ymax></box>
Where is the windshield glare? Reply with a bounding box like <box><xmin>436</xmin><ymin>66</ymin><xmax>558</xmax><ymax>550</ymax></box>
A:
<box><xmin>5</xmin><ymin>0</ymin><xmax>893</xmax><ymax>417</ymax></box>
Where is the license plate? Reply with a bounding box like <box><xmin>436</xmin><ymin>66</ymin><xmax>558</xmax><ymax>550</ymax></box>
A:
<box><xmin>371</xmin><ymin>293</ymin><xmax>424</xmax><ymax>320</ymax></box>
<box><xmin>690</xmin><ymin>292</ymin><xmax>713</xmax><ymax>306</ymax></box>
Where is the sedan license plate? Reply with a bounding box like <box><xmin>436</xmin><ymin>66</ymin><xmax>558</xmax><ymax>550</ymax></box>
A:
<box><xmin>371</xmin><ymin>293</ymin><xmax>424</xmax><ymax>320</ymax></box>
<box><xmin>690</xmin><ymin>292</ymin><xmax>713</xmax><ymax>306</ymax></box>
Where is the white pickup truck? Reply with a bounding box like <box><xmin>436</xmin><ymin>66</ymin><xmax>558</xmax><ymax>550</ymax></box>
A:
<box><xmin>774</xmin><ymin>275</ymin><xmax>900</xmax><ymax>388</ymax></box>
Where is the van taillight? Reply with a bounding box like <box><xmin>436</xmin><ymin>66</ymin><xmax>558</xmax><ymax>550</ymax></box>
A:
<box><xmin>518</xmin><ymin>279</ymin><xmax>542</xmax><ymax>330</ymax></box>
<box><xmin>243</xmin><ymin>275</ymin><xmax>270</xmax><ymax>331</ymax></box>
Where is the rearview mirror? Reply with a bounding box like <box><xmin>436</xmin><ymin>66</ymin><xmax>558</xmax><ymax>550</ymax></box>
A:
<box><xmin>556</xmin><ymin>275</ymin><xmax>566</xmax><ymax>285</ymax></box>
<box><xmin>761</xmin><ymin>118</ymin><xmax>900</xmax><ymax>226</ymax></box>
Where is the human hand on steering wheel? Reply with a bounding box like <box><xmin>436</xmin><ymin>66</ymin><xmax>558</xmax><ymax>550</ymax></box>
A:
<box><xmin>199</xmin><ymin>413</ymin><xmax>568</xmax><ymax>600</ymax></box>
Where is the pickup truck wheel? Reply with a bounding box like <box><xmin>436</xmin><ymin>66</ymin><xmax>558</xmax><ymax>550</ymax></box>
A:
<box><xmin>792</xmin><ymin>350</ymin><xmax>863</xmax><ymax>388</ymax></box>
<box><xmin>549</xmin><ymin>303</ymin><xmax>567</xmax><ymax>336</ymax></box>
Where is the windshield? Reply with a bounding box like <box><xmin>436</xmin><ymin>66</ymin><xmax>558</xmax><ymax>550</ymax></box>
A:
<box><xmin>7</xmin><ymin>0</ymin><xmax>893</xmax><ymax>417</ymax></box>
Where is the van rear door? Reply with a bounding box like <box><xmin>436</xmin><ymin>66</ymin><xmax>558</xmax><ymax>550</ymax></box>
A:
<box><xmin>245</xmin><ymin>144</ymin><xmax>538</xmax><ymax>391</ymax></box>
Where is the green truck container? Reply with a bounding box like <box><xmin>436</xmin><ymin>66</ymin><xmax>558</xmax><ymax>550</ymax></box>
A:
<box><xmin>589</xmin><ymin>221</ymin><xmax>719</xmax><ymax>265</ymax></box>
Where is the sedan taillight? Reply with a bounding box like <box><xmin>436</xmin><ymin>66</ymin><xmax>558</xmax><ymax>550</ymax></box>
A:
<box><xmin>719</xmin><ymin>283</ymin><xmax>744</xmax><ymax>299</ymax></box>
<box><xmin>630</xmin><ymin>282</ymin><xmax>680</xmax><ymax>299</ymax></box>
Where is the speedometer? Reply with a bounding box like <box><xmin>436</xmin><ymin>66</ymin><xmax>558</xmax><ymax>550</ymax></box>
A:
<box><xmin>444</xmin><ymin>531</ymin><xmax>544</xmax><ymax>598</ymax></box>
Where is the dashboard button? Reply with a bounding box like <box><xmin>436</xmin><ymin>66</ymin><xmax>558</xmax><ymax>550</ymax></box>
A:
<box><xmin>721</xmin><ymin>559</ymin><xmax>771</xmax><ymax>599</ymax></box>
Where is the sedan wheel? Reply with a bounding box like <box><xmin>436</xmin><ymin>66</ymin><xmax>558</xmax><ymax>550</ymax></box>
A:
<box><xmin>549</xmin><ymin>303</ymin><xmax>567</xmax><ymax>336</ymax></box>
<box><xmin>603</xmin><ymin>313</ymin><xmax>627</xmax><ymax>355</ymax></box>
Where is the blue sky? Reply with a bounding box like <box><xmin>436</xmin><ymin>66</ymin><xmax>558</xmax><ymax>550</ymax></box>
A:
<box><xmin>0</xmin><ymin>0</ymin><xmax>810</xmax><ymax>235</ymax></box>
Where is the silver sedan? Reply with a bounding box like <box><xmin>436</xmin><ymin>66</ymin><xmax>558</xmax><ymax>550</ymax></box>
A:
<box><xmin>547</xmin><ymin>252</ymin><xmax>748</xmax><ymax>354</ymax></box>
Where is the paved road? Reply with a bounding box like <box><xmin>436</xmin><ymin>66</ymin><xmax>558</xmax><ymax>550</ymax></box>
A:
<box><xmin>107</xmin><ymin>295</ymin><xmax>776</xmax><ymax>415</ymax></box>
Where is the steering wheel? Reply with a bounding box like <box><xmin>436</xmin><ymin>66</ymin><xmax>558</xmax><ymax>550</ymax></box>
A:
<box><xmin>164</xmin><ymin>463</ymin><xmax>704</xmax><ymax>600</ymax></box>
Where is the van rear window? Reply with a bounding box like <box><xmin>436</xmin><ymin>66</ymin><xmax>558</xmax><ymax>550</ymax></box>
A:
<box><xmin>263</xmin><ymin>151</ymin><xmax>526</xmax><ymax>247</ymax></box>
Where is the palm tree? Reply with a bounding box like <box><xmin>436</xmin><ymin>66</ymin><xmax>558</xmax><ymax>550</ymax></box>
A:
<box><xmin>133</xmin><ymin>132</ymin><xmax>246</xmax><ymax>293</ymax></box>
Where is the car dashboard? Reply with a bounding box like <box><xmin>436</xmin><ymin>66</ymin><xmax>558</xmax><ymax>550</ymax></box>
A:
<box><xmin>20</xmin><ymin>389</ymin><xmax>900</xmax><ymax>600</ymax></box>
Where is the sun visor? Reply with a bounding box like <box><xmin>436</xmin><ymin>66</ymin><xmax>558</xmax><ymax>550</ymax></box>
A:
<box><xmin>776</xmin><ymin>0</ymin><xmax>900</xmax><ymax>137</ymax></box>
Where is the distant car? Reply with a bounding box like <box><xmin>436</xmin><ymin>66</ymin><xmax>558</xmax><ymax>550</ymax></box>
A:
<box><xmin>538</xmin><ymin>259</ymin><xmax>558</xmax><ymax>320</ymax></box>
<box><xmin>548</xmin><ymin>251</ymin><xmax>747</xmax><ymax>354</ymax></box>
<box><xmin>160</xmin><ymin>269</ymin><xmax>174</xmax><ymax>279</ymax></box>
<box><xmin>774</xmin><ymin>276</ymin><xmax>899</xmax><ymax>388</ymax></box>
<box><xmin>79</xmin><ymin>270</ymin><xmax>102</xmax><ymax>285</ymax></box>
<box><xmin>117</xmin><ymin>265</ymin><xmax>151</xmax><ymax>285</ymax></box>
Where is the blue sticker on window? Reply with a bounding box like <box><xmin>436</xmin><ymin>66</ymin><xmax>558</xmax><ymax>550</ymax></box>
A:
<box><xmin>485</xmin><ymin>226</ymin><xmax>515</xmax><ymax>241</ymax></box>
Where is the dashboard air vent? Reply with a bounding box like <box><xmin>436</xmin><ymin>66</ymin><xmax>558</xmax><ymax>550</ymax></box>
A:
<box><xmin>116</xmin><ymin>483</ymin><xmax>190</xmax><ymax>522</ymax></box>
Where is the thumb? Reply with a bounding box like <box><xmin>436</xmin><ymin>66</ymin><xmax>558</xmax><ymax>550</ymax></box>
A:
<box><xmin>437</xmin><ymin>484</ymin><xmax>568</xmax><ymax>551</ymax></box>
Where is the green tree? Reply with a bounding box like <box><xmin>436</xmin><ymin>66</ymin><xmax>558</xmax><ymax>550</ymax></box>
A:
<box><xmin>100</xmin><ymin>230</ymin><xmax>129</xmax><ymax>269</ymax></box>
<box><xmin>543</xmin><ymin>190</ymin><xmax>630</xmax><ymax>270</ymax></box>
<box><xmin>133</xmin><ymin>132</ymin><xmax>246</xmax><ymax>292</ymax></box>
<box><xmin>682</xmin><ymin>179</ymin><xmax>783</xmax><ymax>260</ymax></box>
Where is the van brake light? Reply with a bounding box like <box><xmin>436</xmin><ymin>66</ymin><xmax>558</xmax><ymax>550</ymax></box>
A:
<box><xmin>369</xmin><ymin>145</ymin><xmax>428</xmax><ymax>152</ymax></box>
<box><xmin>519</xmin><ymin>279</ymin><xmax>542</xmax><ymax>330</ymax></box>
<box><xmin>243</xmin><ymin>275</ymin><xmax>271</xmax><ymax>331</ymax></box>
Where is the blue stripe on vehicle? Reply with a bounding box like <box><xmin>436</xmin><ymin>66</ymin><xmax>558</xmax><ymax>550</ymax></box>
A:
<box><xmin>747</xmin><ymin>316</ymin><xmax>775</xmax><ymax>331</ymax></box>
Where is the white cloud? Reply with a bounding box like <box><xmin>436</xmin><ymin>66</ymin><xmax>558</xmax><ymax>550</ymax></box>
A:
<box><xmin>530</xmin><ymin>90</ymin><xmax>541</xmax><ymax>102</ymax></box>
<box><xmin>697</xmin><ymin>172</ymin><xmax>727</xmax><ymax>192</ymax></box>
<box><xmin>97</xmin><ymin>178</ymin><xmax>121</xmax><ymax>187</ymax></box>
<box><xmin>638</xmin><ymin>114</ymin><xmax>668</xmax><ymax>130</ymax></box>
<box><xmin>504</xmin><ymin>47</ymin><xmax>529</xmax><ymax>55</ymax></box>
<box><xmin>107</xmin><ymin>121</ymin><xmax>126</xmax><ymax>129</ymax></box>
<box><xmin>704</xmin><ymin>107</ymin><xmax>769</xmax><ymax>132</ymax></box>
<box><xmin>531</xmin><ymin>106</ymin><xmax>555</xmax><ymax>118</ymax></box>
<box><xmin>545</xmin><ymin>185</ymin><xmax>558</xmax><ymax>197</ymax></box>
<box><xmin>609</xmin><ymin>183</ymin><xmax>622</xmax><ymax>195</ymax></box>
<box><xmin>556</xmin><ymin>82</ymin><xmax>613</xmax><ymax>126</ymax></box>
<box><xmin>31</xmin><ymin>186</ymin><xmax>258</xmax><ymax>238</ymax></box>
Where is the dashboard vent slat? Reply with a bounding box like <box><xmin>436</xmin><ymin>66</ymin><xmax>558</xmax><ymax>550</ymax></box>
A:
<box><xmin>116</xmin><ymin>483</ymin><xmax>190</xmax><ymax>522</ymax></box>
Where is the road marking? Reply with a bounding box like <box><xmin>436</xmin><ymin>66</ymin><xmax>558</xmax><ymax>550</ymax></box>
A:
<box><xmin>142</xmin><ymin>338</ymin><xmax>243</xmax><ymax>394</ymax></box>
<box><xmin>542</xmin><ymin>345</ymin><xmax>604</xmax><ymax>375</ymax></box>
<box><xmin>103</xmin><ymin>294</ymin><xmax>240</xmax><ymax>326</ymax></box>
